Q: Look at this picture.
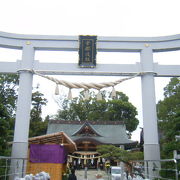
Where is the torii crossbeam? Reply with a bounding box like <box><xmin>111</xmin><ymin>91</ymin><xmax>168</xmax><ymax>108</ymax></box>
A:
<box><xmin>1</xmin><ymin>31</ymin><xmax>180</xmax><ymax>179</ymax></box>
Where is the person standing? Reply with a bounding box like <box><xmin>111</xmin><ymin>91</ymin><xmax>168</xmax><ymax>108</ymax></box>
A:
<box><xmin>68</xmin><ymin>169</ymin><xmax>77</xmax><ymax>180</ymax></box>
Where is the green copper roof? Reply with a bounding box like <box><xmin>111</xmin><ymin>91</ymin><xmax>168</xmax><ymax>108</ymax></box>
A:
<box><xmin>47</xmin><ymin>120</ymin><xmax>137</xmax><ymax>146</ymax></box>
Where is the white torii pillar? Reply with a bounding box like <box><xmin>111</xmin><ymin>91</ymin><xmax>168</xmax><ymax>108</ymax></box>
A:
<box><xmin>141</xmin><ymin>47</ymin><xmax>160</xmax><ymax>179</ymax></box>
<box><xmin>1</xmin><ymin>32</ymin><xmax>180</xmax><ymax>179</ymax></box>
<box><xmin>10</xmin><ymin>45</ymin><xmax>34</xmax><ymax>178</ymax></box>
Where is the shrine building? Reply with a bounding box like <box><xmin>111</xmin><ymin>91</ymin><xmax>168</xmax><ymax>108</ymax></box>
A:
<box><xmin>46</xmin><ymin>120</ymin><xmax>137</xmax><ymax>169</ymax></box>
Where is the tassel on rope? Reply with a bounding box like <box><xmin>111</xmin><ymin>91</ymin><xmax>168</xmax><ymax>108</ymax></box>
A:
<box><xmin>84</xmin><ymin>90</ymin><xmax>90</xmax><ymax>100</ymax></box>
<box><xmin>97</xmin><ymin>90</ymin><xmax>102</xmax><ymax>100</ymax></box>
<box><xmin>33</xmin><ymin>70</ymin><xmax>140</xmax><ymax>100</ymax></box>
<box><xmin>84</xmin><ymin>155</ymin><xmax>86</xmax><ymax>164</ymax></box>
<box><xmin>111</xmin><ymin>86</ymin><xmax>116</xmax><ymax>98</ymax></box>
<box><xmin>55</xmin><ymin>84</ymin><xmax>59</xmax><ymax>95</ymax></box>
<box><xmin>70</xmin><ymin>156</ymin><xmax>72</xmax><ymax>162</ymax></box>
<box><xmin>68</xmin><ymin>88</ymin><xmax>72</xmax><ymax>100</ymax></box>
<box><xmin>91</xmin><ymin>155</ymin><xmax>94</xmax><ymax>164</ymax></box>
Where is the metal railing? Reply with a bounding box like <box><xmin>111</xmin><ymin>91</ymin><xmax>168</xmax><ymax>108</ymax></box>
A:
<box><xmin>0</xmin><ymin>156</ymin><xmax>27</xmax><ymax>180</ymax></box>
<box><xmin>0</xmin><ymin>156</ymin><xmax>64</xmax><ymax>180</ymax></box>
<box><xmin>131</xmin><ymin>159</ymin><xmax>179</xmax><ymax>180</ymax></box>
<box><xmin>0</xmin><ymin>156</ymin><xmax>179</xmax><ymax>180</ymax></box>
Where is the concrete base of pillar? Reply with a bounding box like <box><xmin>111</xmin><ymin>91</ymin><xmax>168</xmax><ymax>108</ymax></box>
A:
<box><xmin>144</xmin><ymin>144</ymin><xmax>161</xmax><ymax>180</ymax></box>
<box><xmin>10</xmin><ymin>142</ymin><xmax>28</xmax><ymax>179</ymax></box>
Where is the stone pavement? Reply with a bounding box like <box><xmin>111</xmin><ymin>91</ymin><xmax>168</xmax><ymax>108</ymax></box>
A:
<box><xmin>76</xmin><ymin>169</ymin><xmax>109</xmax><ymax>180</ymax></box>
<box><xmin>75</xmin><ymin>170</ymin><xmax>145</xmax><ymax>180</ymax></box>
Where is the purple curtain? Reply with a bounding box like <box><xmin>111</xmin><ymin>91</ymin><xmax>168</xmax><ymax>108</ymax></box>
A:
<box><xmin>30</xmin><ymin>144</ymin><xmax>67</xmax><ymax>163</ymax></box>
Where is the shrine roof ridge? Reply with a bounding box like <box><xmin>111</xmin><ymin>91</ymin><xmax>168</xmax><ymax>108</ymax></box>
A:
<box><xmin>48</xmin><ymin>120</ymin><xmax>124</xmax><ymax>125</ymax></box>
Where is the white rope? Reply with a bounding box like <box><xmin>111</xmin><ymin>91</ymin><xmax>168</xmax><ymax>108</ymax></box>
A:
<box><xmin>68</xmin><ymin>154</ymin><xmax>101</xmax><ymax>159</ymax></box>
<box><xmin>32</xmin><ymin>70</ymin><xmax>141</xmax><ymax>90</ymax></box>
<box><xmin>17</xmin><ymin>69</ymin><xmax>152</xmax><ymax>99</ymax></box>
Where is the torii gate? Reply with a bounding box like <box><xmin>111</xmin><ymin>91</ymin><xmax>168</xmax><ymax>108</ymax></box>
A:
<box><xmin>0</xmin><ymin>31</ymin><xmax>180</xmax><ymax>179</ymax></box>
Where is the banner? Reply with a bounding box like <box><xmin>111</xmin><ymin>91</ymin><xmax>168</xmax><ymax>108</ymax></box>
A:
<box><xmin>30</xmin><ymin>144</ymin><xmax>67</xmax><ymax>163</ymax></box>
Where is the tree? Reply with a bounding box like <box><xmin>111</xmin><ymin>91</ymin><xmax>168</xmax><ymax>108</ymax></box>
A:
<box><xmin>97</xmin><ymin>145</ymin><xmax>144</xmax><ymax>178</ymax></box>
<box><xmin>0</xmin><ymin>74</ymin><xmax>19</xmax><ymax>177</ymax></box>
<box><xmin>29</xmin><ymin>88</ymin><xmax>48</xmax><ymax>137</ymax></box>
<box><xmin>157</xmin><ymin>77</ymin><xmax>180</xmax><ymax>179</ymax></box>
<box><xmin>54</xmin><ymin>90</ymin><xmax>139</xmax><ymax>134</ymax></box>
<box><xmin>0</xmin><ymin>74</ymin><xmax>19</xmax><ymax>155</ymax></box>
<box><xmin>0</xmin><ymin>74</ymin><xmax>48</xmax><ymax>177</ymax></box>
<box><xmin>157</xmin><ymin>77</ymin><xmax>180</xmax><ymax>156</ymax></box>
<box><xmin>0</xmin><ymin>74</ymin><xmax>48</xmax><ymax>154</ymax></box>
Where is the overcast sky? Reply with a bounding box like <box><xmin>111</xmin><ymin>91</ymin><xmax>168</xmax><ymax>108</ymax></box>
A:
<box><xmin>0</xmin><ymin>0</ymin><xmax>180</xmax><ymax>141</ymax></box>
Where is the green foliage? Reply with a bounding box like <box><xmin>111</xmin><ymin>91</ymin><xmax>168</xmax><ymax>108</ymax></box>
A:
<box><xmin>157</xmin><ymin>77</ymin><xmax>180</xmax><ymax>154</ymax></box>
<box><xmin>0</xmin><ymin>74</ymin><xmax>19</xmax><ymax>156</ymax></box>
<box><xmin>163</xmin><ymin>77</ymin><xmax>180</xmax><ymax>98</ymax></box>
<box><xmin>29</xmin><ymin>89</ymin><xmax>48</xmax><ymax>137</ymax></box>
<box><xmin>0</xmin><ymin>74</ymin><xmax>19</xmax><ymax>179</ymax></box>
<box><xmin>157</xmin><ymin>77</ymin><xmax>180</xmax><ymax>179</ymax></box>
<box><xmin>97</xmin><ymin>145</ymin><xmax>144</xmax><ymax>178</ymax></box>
<box><xmin>159</xmin><ymin>161</ymin><xmax>177</xmax><ymax>179</ymax></box>
<box><xmin>97</xmin><ymin>145</ymin><xmax>143</xmax><ymax>162</ymax></box>
<box><xmin>0</xmin><ymin>74</ymin><xmax>19</xmax><ymax>116</ymax></box>
<box><xmin>55</xmin><ymin>90</ymin><xmax>139</xmax><ymax>133</ymax></box>
<box><xmin>0</xmin><ymin>74</ymin><xmax>48</xmax><ymax>178</ymax></box>
<box><xmin>0</xmin><ymin>74</ymin><xmax>48</xmax><ymax>155</ymax></box>
<box><xmin>97</xmin><ymin>145</ymin><xmax>128</xmax><ymax>161</ymax></box>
